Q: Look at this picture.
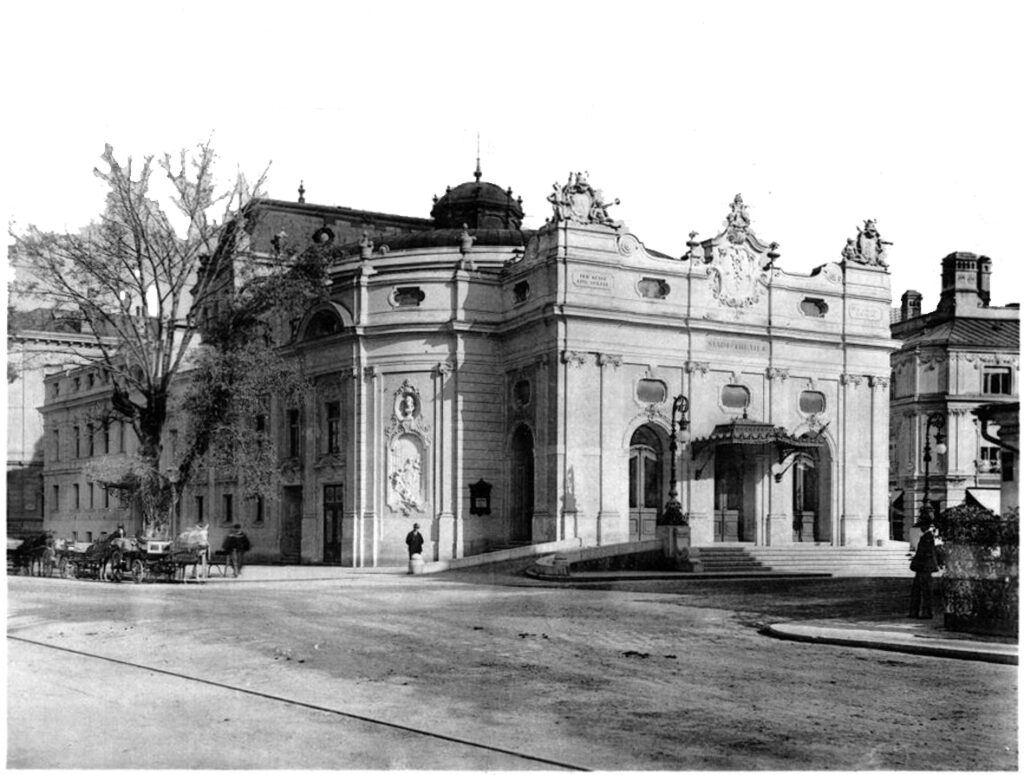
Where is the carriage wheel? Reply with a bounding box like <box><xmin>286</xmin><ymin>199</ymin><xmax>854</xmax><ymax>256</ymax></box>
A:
<box><xmin>130</xmin><ymin>559</ymin><xmax>146</xmax><ymax>584</ymax></box>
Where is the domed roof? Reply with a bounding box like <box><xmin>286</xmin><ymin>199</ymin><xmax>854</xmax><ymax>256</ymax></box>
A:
<box><xmin>430</xmin><ymin>165</ymin><xmax>524</xmax><ymax>230</ymax></box>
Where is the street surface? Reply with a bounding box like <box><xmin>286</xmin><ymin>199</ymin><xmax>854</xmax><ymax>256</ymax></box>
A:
<box><xmin>6</xmin><ymin>570</ymin><xmax>1017</xmax><ymax>770</ymax></box>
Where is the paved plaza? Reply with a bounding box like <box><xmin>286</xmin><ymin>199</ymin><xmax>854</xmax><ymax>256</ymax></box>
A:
<box><xmin>6</xmin><ymin>568</ymin><xmax>1018</xmax><ymax>770</ymax></box>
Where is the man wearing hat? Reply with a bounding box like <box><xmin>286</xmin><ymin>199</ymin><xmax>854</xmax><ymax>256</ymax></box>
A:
<box><xmin>909</xmin><ymin>518</ymin><xmax>940</xmax><ymax>618</ymax></box>
<box><xmin>405</xmin><ymin>523</ymin><xmax>424</xmax><ymax>558</ymax></box>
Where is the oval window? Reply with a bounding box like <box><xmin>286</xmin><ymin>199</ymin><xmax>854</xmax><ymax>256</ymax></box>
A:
<box><xmin>721</xmin><ymin>385</ymin><xmax>750</xmax><ymax>410</ymax></box>
<box><xmin>636</xmin><ymin>379</ymin><xmax>667</xmax><ymax>404</ymax></box>
<box><xmin>799</xmin><ymin>390</ymin><xmax>826</xmax><ymax>414</ymax></box>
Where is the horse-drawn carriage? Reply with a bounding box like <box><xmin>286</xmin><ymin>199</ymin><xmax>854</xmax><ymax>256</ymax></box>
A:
<box><xmin>107</xmin><ymin>525</ymin><xmax>211</xmax><ymax>583</ymax></box>
<box><xmin>7</xmin><ymin>533</ymin><xmax>57</xmax><ymax>577</ymax></box>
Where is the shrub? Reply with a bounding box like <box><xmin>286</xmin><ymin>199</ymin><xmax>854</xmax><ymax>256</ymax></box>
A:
<box><xmin>934</xmin><ymin>505</ymin><xmax>1018</xmax><ymax>637</ymax></box>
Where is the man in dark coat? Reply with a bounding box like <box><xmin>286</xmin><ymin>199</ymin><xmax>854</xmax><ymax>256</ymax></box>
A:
<box><xmin>405</xmin><ymin>523</ymin><xmax>424</xmax><ymax>558</ymax></box>
<box><xmin>909</xmin><ymin>520</ymin><xmax>940</xmax><ymax>618</ymax></box>
<box><xmin>222</xmin><ymin>523</ymin><xmax>251</xmax><ymax>578</ymax></box>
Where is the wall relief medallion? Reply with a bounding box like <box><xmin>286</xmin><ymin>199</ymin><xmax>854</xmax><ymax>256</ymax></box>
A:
<box><xmin>707</xmin><ymin>243</ymin><xmax>769</xmax><ymax>308</ymax></box>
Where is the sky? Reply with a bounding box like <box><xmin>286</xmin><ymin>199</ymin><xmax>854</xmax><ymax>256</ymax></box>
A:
<box><xmin>3</xmin><ymin>0</ymin><xmax>1022</xmax><ymax>309</ymax></box>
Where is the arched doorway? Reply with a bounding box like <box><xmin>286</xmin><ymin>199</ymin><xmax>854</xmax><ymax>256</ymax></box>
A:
<box><xmin>628</xmin><ymin>425</ymin><xmax>664</xmax><ymax>541</ymax></box>
<box><xmin>713</xmin><ymin>446</ymin><xmax>752</xmax><ymax>542</ymax></box>
<box><xmin>792</xmin><ymin>437</ymin><xmax>832</xmax><ymax>543</ymax></box>
<box><xmin>510</xmin><ymin>425</ymin><xmax>534</xmax><ymax>542</ymax></box>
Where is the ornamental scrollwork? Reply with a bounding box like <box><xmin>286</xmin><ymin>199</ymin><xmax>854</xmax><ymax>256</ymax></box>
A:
<box><xmin>561</xmin><ymin>350</ymin><xmax>589</xmax><ymax>368</ymax></box>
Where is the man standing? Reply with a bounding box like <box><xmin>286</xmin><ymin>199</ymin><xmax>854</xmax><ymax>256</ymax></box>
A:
<box><xmin>909</xmin><ymin>519</ymin><xmax>940</xmax><ymax>618</ymax></box>
<box><xmin>405</xmin><ymin>523</ymin><xmax>424</xmax><ymax>558</ymax></box>
<box><xmin>223</xmin><ymin>523</ymin><xmax>251</xmax><ymax>578</ymax></box>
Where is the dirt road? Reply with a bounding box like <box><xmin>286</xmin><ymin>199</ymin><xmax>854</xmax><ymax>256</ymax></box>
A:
<box><xmin>6</xmin><ymin>572</ymin><xmax>1017</xmax><ymax>770</ymax></box>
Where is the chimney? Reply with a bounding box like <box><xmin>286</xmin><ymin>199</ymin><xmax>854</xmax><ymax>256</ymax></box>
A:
<box><xmin>900</xmin><ymin>290</ymin><xmax>923</xmax><ymax>321</ymax></box>
<box><xmin>937</xmin><ymin>252</ymin><xmax>984</xmax><ymax>313</ymax></box>
<box><xmin>977</xmin><ymin>255</ymin><xmax>992</xmax><ymax>307</ymax></box>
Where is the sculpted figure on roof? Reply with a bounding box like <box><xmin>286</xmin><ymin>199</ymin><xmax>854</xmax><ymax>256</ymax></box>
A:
<box><xmin>843</xmin><ymin>219</ymin><xmax>890</xmax><ymax>267</ymax></box>
<box><xmin>547</xmin><ymin>171</ymin><xmax>621</xmax><ymax>227</ymax></box>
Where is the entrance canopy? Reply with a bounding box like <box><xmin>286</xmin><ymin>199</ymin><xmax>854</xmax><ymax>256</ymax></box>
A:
<box><xmin>691</xmin><ymin>417</ymin><xmax>826</xmax><ymax>480</ymax></box>
<box><xmin>691</xmin><ymin>417</ymin><xmax>825</xmax><ymax>454</ymax></box>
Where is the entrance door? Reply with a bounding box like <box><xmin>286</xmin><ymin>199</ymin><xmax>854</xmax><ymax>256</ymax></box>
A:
<box><xmin>510</xmin><ymin>426</ymin><xmax>534</xmax><ymax>542</ymax></box>
<box><xmin>629</xmin><ymin>425</ymin><xmax>663</xmax><ymax>541</ymax></box>
<box><xmin>713</xmin><ymin>446</ymin><xmax>746</xmax><ymax>542</ymax></box>
<box><xmin>323</xmin><ymin>484</ymin><xmax>343</xmax><ymax>564</ymax></box>
<box><xmin>281</xmin><ymin>486</ymin><xmax>303</xmax><ymax>562</ymax></box>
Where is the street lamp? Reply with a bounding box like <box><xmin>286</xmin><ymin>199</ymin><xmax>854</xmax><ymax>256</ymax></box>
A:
<box><xmin>920</xmin><ymin>412</ymin><xmax>947</xmax><ymax>524</ymax></box>
<box><xmin>662</xmin><ymin>395</ymin><xmax>690</xmax><ymax>525</ymax></box>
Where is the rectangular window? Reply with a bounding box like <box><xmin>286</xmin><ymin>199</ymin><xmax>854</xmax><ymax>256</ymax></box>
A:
<box><xmin>87</xmin><ymin>424</ymin><xmax>95</xmax><ymax>456</ymax></box>
<box><xmin>87</xmin><ymin>373</ymin><xmax>95</xmax><ymax>389</ymax></box>
<box><xmin>118</xmin><ymin>421</ymin><xmax>126</xmax><ymax>453</ymax></box>
<box><xmin>74</xmin><ymin>426</ymin><xmax>81</xmax><ymax>457</ymax></box>
<box><xmin>73</xmin><ymin>377</ymin><xmax>81</xmax><ymax>392</ymax></box>
<box><xmin>104</xmin><ymin>487</ymin><xmax>110</xmax><ymax>509</ymax></box>
<box><xmin>88</xmin><ymin>483</ymin><xmax>94</xmax><ymax>509</ymax></box>
<box><xmin>288</xmin><ymin>409</ymin><xmax>301</xmax><ymax>457</ymax></box>
<box><xmin>52</xmin><ymin>429</ymin><xmax>60</xmax><ymax>461</ymax></box>
<box><xmin>254</xmin><ymin>495</ymin><xmax>264</xmax><ymax>524</ymax></box>
<box><xmin>983</xmin><ymin>367</ymin><xmax>1012</xmax><ymax>395</ymax></box>
<box><xmin>73</xmin><ymin>484</ymin><xmax>80</xmax><ymax>510</ymax></box>
<box><xmin>326</xmin><ymin>401</ymin><xmax>341</xmax><ymax>454</ymax></box>
<box><xmin>195</xmin><ymin>495</ymin><xmax>205</xmax><ymax>523</ymax></box>
<box><xmin>979</xmin><ymin>445</ymin><xmax>1002</xmax><ymax>474</ymax></box>
<box><xmin>222</xmin><ymin>493</ymin><xmax>233</xmax><ymax>524</ymax></box>
<box><xmin>52</xmin><ymin>484</ymin><xmax>60</xmax><ymax>512</ymax></box>
<box><xmin>103</xmin><ymin>423</ymin><xmax>111</xmax><ymax>454</ymax></box>
<box><xmin>86</xmin><ymin>531</ymin><xmax>93</xmax><ymax>543</ymax></box>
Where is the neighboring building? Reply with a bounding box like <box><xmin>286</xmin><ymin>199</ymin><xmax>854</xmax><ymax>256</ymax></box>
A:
<box><xmin>890</xmin><ymin>253</ymin><xmax>1020</xmax><ymax>536</ymax></box>
<box><xmin>39</xmin><ymin>168</ymin><xmax>897</xmax><ymax>566</ymax></box>
<box><xmin>972</xmin><ymin>401</ymin><xmax>1020</xmax><ymax>515</ymax></box>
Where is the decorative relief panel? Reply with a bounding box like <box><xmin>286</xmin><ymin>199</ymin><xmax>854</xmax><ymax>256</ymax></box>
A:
<box><xmin>385</xmin><ymin>381</ymin><xmax>431</xmax><ymax>517</ymax></box>
<box><xmin>708</xmin><ymin>243</ymin><xmax>769</xmax><ymax>308</ymax></box>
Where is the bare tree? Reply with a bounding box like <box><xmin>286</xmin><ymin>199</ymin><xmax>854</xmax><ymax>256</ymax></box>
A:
<box><xmin>12</xmin><ymin>143</ymin><xmax>328</xmax><ymax>537</ymax></box>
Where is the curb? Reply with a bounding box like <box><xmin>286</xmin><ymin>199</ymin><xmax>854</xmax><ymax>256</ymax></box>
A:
<box><xmin>763</xmin><ymin>623</ymin><xmax>1018</xmax><ymax>665</ymax></box>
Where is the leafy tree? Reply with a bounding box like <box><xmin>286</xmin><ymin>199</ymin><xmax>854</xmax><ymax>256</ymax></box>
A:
<box><xmin>11</xmin><ymin>143</ymin><xmax>329</xmax><ymax>536</ymax></box>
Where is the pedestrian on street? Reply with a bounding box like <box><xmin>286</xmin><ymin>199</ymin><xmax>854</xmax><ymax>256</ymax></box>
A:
<box><xmin>909</xmin><ymin>519</ymin><xmax>940</xmax><ymax>618</ymax></box>
<box><xmin>405</xmin><ymin>523</ymin><xmax>424</xmax><ymax>558</ymax></box>
<box><xmin>223</xmin><ymin>523</ymin><xmax>251</xmax><ymax>578</ymax></box>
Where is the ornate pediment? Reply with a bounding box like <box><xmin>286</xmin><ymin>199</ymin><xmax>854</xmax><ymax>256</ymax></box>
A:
<box><xmin>692</xmin><ymin>195</ymin><xmax>779</xmax><ymax>310</ymax></box>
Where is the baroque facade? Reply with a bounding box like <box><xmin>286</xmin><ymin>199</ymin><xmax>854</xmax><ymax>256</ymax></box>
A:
<box><xmin>890</xmin><ymin>253</ymin><xmax>1020</xmax><ymax>536</ymax></box>
<box><xmin>38</xmin><ymin>167</ymin><xmax>897</xmax><ymax>566</ymax></box>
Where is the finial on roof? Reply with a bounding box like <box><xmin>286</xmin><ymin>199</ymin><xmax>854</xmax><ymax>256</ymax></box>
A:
<box><xmin>298</xmin><ymin>181</ymin><xmax>306</xmax><ymax>203</ymax></box>
<box><xmin>474</xmin><ymin>133</ymin><xmax>482</xmax><ymax>182</ymax></box>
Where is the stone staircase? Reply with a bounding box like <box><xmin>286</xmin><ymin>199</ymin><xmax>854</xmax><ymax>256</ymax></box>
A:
<box><xmin>695</xmin><ymin>543</ymin><xmax>913</xmax><ymax>577</ymax></box>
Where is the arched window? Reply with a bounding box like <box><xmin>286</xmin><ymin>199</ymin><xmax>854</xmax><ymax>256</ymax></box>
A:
<box><xmin>305</xmin><ymin>309</ymin><xmax>342</xmax><ymax>339</ymax></box>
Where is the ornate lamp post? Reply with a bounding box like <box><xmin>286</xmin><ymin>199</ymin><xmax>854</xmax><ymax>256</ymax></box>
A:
<box><xmin>662</xmin><ymin>395</ymin><xmax>690</xmax><ymax>525</ymax></box>
<box><xmin>920</xmin><ymin>412</ymin><xmax>947</xmax><ymax>524</ymax></box>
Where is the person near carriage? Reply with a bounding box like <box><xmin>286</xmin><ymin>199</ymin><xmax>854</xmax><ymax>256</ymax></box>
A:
<box><xmin>222</xmin><ymin>523</ymin><xmax>251</xmax><ymax>578</ymax></box>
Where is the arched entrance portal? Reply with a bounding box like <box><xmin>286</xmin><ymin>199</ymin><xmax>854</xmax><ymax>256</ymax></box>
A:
<box><xmin>792</xmin><ymin>437</ymin><xmax>832</xmax><ymax>543</ymax></box>
<box><xmin>628</xmin><ymin>425</ymin><xmax>664</xmax><ymax>541</ymax></box>
<box><xmin>713</xmin><ymin>446</ymin><xmax>754</xmax><ymax>542</ymax></box>
<box><xmin>510</xmin><ymin>425</ymin><xmax>534</xmax><ymax>542</ymax></box>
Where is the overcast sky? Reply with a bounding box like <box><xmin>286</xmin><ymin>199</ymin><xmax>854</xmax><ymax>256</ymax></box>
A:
<box><xmin>3</xmin><ymin>1</ymin><xmax>1021</xmax><ymax>308</ymax></box>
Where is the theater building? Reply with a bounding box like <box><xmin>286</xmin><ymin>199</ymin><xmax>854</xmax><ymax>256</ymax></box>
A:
<box><xmin>40</xmin><ymin>167</ymin><xmax>898</xmax><ymax>566</ymax></box>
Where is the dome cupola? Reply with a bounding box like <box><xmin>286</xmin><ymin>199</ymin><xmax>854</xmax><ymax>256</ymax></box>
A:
<box><xmin>430</xmin><ymin>160</ymin><xmax>524</xmax><ymax>230</ymax></box>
